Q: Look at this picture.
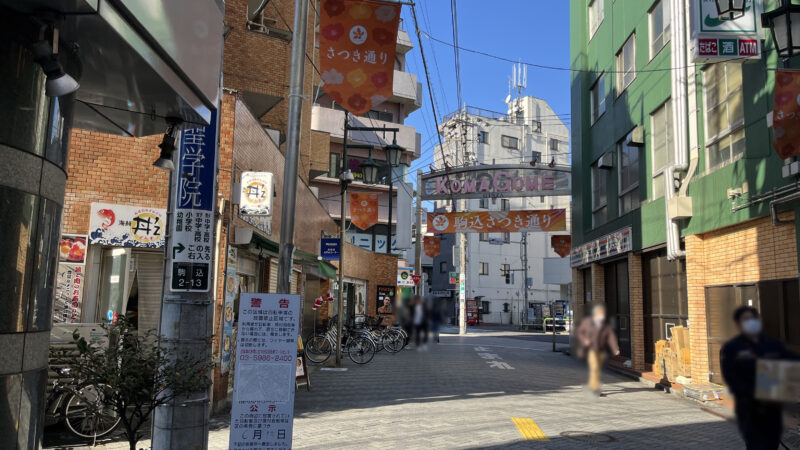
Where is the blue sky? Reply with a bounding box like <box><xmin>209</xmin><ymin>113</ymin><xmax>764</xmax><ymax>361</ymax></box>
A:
<box><xmin>400</xmin><ymin>0</ymin><xmax>571</xmax><ymax>178</ymax></box>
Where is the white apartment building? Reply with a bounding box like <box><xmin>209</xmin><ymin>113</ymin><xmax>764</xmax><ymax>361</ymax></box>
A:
<box><xmin>434</xmin><ymin>96</ymin><xmax>571</xmax><ymax>324</ymax></box>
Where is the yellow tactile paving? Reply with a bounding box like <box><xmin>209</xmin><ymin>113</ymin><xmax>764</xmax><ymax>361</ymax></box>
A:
<box><xmin>511</xmin><ymin>417</ymin><xmax>549</xmax><ymax>442</ymax></box>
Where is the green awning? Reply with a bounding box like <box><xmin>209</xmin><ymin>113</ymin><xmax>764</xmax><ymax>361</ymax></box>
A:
<box><xmin>251</xmin><ymin>232</ymin><xmax>279</xmax><ymax>253</ymax></box>
<box><xmin>318</xmin><ymin>260</ymin><xmax>337</xmax><ymax>279</ymax></box>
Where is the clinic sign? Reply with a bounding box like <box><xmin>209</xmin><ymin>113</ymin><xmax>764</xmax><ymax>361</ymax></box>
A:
<box><xmin>170</xmin><ymin>110</ymin><xmax>218</xmax><ymax>292</ymax></box>
<box><xmin>570</xmin><ymin>226</ymin><xmax>632</xmax><ymax>268</ymax></box>
<box><xmin>690</xmin><ymin>0</ymin><xmax>762</xmax><ymax>62</ymax></box>
<box><xmin>421</xmin><ymin>164</ymin><xmax>570</xmax><ymax>201</ymax></box>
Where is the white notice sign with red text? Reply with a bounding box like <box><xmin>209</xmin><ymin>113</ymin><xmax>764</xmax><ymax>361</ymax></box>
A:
<box><xmin>229</xmin><ymin>293</ymin><xmax>300</xmax><ymax>449</ymax></box>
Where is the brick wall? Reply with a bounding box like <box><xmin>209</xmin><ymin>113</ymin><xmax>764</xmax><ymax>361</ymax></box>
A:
<box><xmin>63</xmin><ymin>131</ymin><xmax>168</xmax><ymax>234</ymax></box>
<box><xmin>223</xmin><ymin>0</ymin><xmax>318</xmax><ymax>182</ymax></box>
<box><xmin>628</xmin><ymin>253</ymin><xmax>645</xmax><ymax>371</ymax></box>
<box><xmin>337</xmin><ymin>243</ymin><xmax>399</xmax><ymax>323</ymax></box>
<box><xmin>572</xmin><ymin>268</ymin><xmax>585</xmax><ymax>321</ymax></box>
<box><xmin>590</xmin><ymin>263</ymin><xmax>605</xmax><ymax>307</ymax></box>
<box><xmin>686</xmin><ymin>213</ymin><xmax>798</xmax><ymax>381</ymax></box>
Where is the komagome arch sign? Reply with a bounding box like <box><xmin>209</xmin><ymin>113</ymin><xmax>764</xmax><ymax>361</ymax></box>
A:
<box><xmin>421</xmin><ymin>164</ymin><xmax>571</xmax><ymax>201</ymax></box>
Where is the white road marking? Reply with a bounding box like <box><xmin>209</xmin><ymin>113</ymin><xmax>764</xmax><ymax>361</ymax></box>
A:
<box><xmin>487</xmin><ymin>361</ymin><xmax>515</xmax><ymax>369</ymax></box>
<box><xmin>477</xmin><ymin>353</ymin><xmax>502</xmax><ymax>360</ymax></box>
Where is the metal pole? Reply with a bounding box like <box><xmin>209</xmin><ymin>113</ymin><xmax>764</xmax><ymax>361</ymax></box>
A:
<box><xmin>415</xmin><ymin>170</ymin><xmax>423</xmax><ymax>296</ymax></box>
<box><xmin>522</xmin><ymin>232</ymin><xmax>529</xmax><ymax>327</ymax></box>
<box><xmin>387</xmin><ymin>170</ymin><xmax>393</xmax><ymax>254</ymax></box>
<box><xmin>277</xmin><ymin>0</ymin><xmax>310</xmax><ymax>294</ymax></box>
<box><xmin>336</xmin><ymin>111</ymin><xmax>349</xmax><ymax>367</ymax></box>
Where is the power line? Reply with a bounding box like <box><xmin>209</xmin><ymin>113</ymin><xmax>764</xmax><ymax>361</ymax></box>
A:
<box><xmin>451</xmin><ymin>0</ymin><xmax>463</xmax><ymax>110</ymax></box>
<box><xmin>423</xmin><ymin>31</ymin><xmax>755</xmax><ymax>74</ymax></box>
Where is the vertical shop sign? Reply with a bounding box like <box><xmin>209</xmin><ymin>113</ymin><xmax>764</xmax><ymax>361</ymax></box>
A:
<box><xmin>229</xmin><ymin>293</ymin><xmax>300</xmax><ymax>449</ymax></box>
<box><xmin>53</xmin><ymin>234</ymin><xmax>87</xmax><ymax>324</ymax></box>
<box><xmin>171</xmin><ymin>110</ymin><xmax>218</xmax><ymax>292</ymax></box>
<box><xmin>773</xmin><ymin>70</ymin><xmax>800</xmax><ymax>159</ymax></box>
<box><xmin>423</xmin><ymin>236</ymin><xmax>441</xmax><ymax>258</ymax></box>
<box><xmin>319</xmin><ymin>0</ymin><xmax>402</xmax><ymax>115</ymax></box>
<box><xmin>220</xmin><ymin>246</ymin><xmax>238</xmax><ymax>374</ymax></box>
<box><xmin>350</xmin><ymin>192</ymin><xmax>379</xmax><ymax>230</ymax></box>
<box><xmin>551</xmin><ymin>235</ymin><xmax>571</xmax><ymax>258</ymax></box>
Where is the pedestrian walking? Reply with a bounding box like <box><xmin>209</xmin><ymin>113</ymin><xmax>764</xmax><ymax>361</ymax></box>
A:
<box><xmin>575</xmin><ymin>304</ymin><xmax>619</xmax><ymax>396</ymax></box>
<box><xmin>429</xmin><ymin>296</ymin><xmax>442</xmax><ymax>344</ymax></box>
<box><xmin>721</xmin><ymin>306</ymin><xmax>797</xmax><ymax>450</ymax></box>
<box><xmin>412</xmin><ymin>295</ymin><xmax>428</xmax><ymax>350</ymax></box>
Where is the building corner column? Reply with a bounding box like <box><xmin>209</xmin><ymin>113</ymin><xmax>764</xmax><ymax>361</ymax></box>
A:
<box><xmin>627</xmin><ymin>253</ymin><xmax>645</xmax><ymax>371</ymax></box>
<box><xmin>685</xmin><ymin>234</ymin><xmax>709</xmax><ymax>382</ymax></box>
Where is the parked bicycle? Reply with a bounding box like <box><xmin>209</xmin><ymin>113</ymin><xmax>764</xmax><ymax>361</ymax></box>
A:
<box><xmin>306</xmin><ymin>317</ymin><xmax>377</xmax><ymax>364</ymax></box>
<box><xmin>363</xmin><ymin>316</ymin><xmax>405</xmax><ymax>353</ymax></box>
<box><xmin>46</xmin><ymin>346</ymin><xmax>121</xmax><ymax>442</ymax></box>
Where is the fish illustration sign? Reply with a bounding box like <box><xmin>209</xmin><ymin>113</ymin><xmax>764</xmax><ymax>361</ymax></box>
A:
<box><xmin>88</xmin><ymin>202</ymin><xmax>166</xmax><ymax>248</ymax></box>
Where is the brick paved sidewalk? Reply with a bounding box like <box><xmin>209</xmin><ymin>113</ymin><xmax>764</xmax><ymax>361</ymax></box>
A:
<box><xmin>44</xmin><ymin>330</ymin><xmax>746</xmax><ymax>449</ymax></box>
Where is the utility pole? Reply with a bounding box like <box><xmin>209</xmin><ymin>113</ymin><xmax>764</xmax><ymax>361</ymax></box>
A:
<box><xmin>457</xmin><ymin>115</ymin><xmax>468</xmax><ymax>335</ymax></box>
<box><xmin>336</xmin><ymin>112</ymin><xmax>349</xmax><ymax>367</ymax></box>
<box><xmin>415</xmin><ymin>169</ymin><xmax>423</xmax><ymax>296</ymax></box>
<box><xmin>277</xmin><ymin>0</ymin><xmax>310</xmax><ymax>294</ymax></box>
<box><xmin>522</xmin><ymin>231</ymin><xmax>529</xmax><ymax>326</ymax></box>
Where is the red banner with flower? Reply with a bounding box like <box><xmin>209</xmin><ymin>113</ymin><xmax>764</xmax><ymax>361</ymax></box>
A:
<box><xmin>350</xmin><ymin>192</ymin><xmax>379</xmax><ymax>230</ymax></box>
<box><xmin>423</xmin><ymin>236</ymin><xmax>441</xmax><ymax>258</ymax></box>
<box><xmin>774</xmin><ymin>70</ymin><xmax>800</xmax><ymax>159</ymax></box>
<box><xmin>320</xmin><ymin>0</ymin><xmax>401</xmax><ymax>115</ymax></box>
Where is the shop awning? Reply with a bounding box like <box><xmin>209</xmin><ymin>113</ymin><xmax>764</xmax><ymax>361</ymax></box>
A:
<box><xmin>293</xmin><ymin>248</ymin><xmax>337</xmax><ymax>280</ymax></box>
<box><xmin>233</xmin><ymin>227</ymin><xmax>279</xmax><ymax>253</ymax></box>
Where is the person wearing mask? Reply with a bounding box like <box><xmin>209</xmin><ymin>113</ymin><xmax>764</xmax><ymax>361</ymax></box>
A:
<box><xmin>575</xmin><ymin>304</ymin><xmax>620</xmax><ymax>396</ymax></box>
<box><xmin>721</xmin><ymin>306</ymin><xmax>796</xmax><ymax>450</ymax></box>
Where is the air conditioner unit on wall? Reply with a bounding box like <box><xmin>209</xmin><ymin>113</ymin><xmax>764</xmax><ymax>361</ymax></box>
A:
<box><xmin>629</xmin><ymin>125</ymin><xmax>645</xmax><ymax>146</ymax></box>
<box><xmin>597</xmin><ymin>152</ymin><xmax>613</xmax><ymax>169</ymax></box>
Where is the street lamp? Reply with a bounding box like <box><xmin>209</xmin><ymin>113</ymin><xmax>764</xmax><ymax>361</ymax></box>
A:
<box><xmin>359</xmin><ymin>149</ymin><xmax>381</xmax><ymax>185</ymax></box>
<box><xmin>762</xmin><ymin>1</ymin><xmax>800</xmax><ymax>59</ymax></box>
<box><xmin>384</xmin><ymin>136</ymin><xmax>404</xmax><ymax>168</ymax></box>
<box><xmin>715</xmin><ymin>0</ymin><xmax>747</xmax><ymax>21</ymax></box>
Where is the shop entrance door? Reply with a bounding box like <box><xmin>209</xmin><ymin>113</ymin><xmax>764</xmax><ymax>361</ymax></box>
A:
<box><xmin>604</xmin><ymin>259</ymin><xmax>631</xmax><ymax>358</ymax></box>
<box><xmin>705</xmin><ymin>285</ymin><xmax>757</xmax><ymax>384</ymax></box>
<box><xmin>643</xmin><ymin>250</ymin><xmax>688</xmax><ymax>364</ymax></box>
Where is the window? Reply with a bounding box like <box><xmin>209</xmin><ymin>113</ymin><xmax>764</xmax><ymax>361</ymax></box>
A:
<box><xmin>501</xmin><ymin>263</ymin><xmax>512</xmax><ymax>284</ymax></box>
<box><xmin>590</xmin><ymin>73</ymin><xmax>606</xmax><ymax>124</ymax></box>
<box><xmin>439</xmin><ymin>261</ymin><xmax>447</xmax><ymax>273</ymax></box>
<box><xmin>589</xmin><ymin>0</ymin><xmax>604</xmax><ymax>38</ymax></box>
<box><xmin>703</xmin><ymin>63</ymin><xmax>745</xmax><ymax>170</ymax></box>
<box><xmin>364</xmin><ymin>110</ymin><xmax>393</xmax><ymax>122</ymax></box>
<box><xmin>479</xmin><ymin>262</ymin><xmax>489</xmax><ymax>275</ymax></box>
<box><xmin>480</xmin><ymin>301</ymin><xmax>491</xmax><ymax>314</ymax></box>
<box><xmin>501</xmin><ymin>135</ymin><xmax>519</xmax><ymax>149</ymax></box>
<box><xmin>531</xmin><ymin>150</ymin><xmax>542</xmax><ymax>163</ymax></box>
<box><xmin>479</xmin><ymin>232</ymin><xmax>489</xmax><ymax>241</ymax></box>
<box><xmin>478</xmin><ymin>131</ymin><xmax>489</xmax><ymax>144</ymax></box>
<box><xmin>503</xmin><ymin>232</ymin><xmax>511</xmax><ymax>243</ymax></box>
<box><xmin>501</xmin><ymin>199</ymin><xmax>510</xmax><ymax>211</ymax></box>
<box><xmin>651</xmin><ymin>99</ymin><xmax>674</xmax><ymax>199</ymax></box>
<box><xmin>618</xmin><ymin>133</ymin><xmax>640</xmax><ymax>215</ymax></box>
<box><xmin>616</xmin><ymin>33</ymin><xmax>636</xmax><ymax>94</ymax></box>
<box><xmin>533</xmin><ymin>121</ymin><xmax>542</xmax><ymax>133</ymax></box>
<box><xmin>592</xmin><ymin>161</ymin><xmax>608</xmax><ymax>227</ymax></box>
<box><xmin>649</xmin><ymin>0</ymin><xmax>671</xmax><ymax>58</ymax></box>
<box><xmin>479</xmin><ymin>198</ymin><xmax>488</xmax><ymax>209</ymax></box>
<box><xmin>550</xmin><ymin>138</ymin><xmax>559</xmax><ymax>151</ymax></box>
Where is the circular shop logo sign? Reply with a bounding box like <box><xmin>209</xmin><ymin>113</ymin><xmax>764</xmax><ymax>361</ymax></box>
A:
<box><xmin>131</xmin><ymin>212</ymin><xmax>164</xmax><ymax>243</ymax></box>
<box><xmin>431</xmin><ymin>214</ymin><xmax>449</xmax><ymax>231</ymax></box>
<box><xmin>400</xmin><ymin>272</ymin><xmax>409</xmax><ymax>280</ymax></box>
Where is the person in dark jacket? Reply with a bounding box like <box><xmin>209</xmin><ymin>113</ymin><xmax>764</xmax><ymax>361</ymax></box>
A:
<box><xmin>721</xmin><ymin>306</ymin><xmax>796</xmax><ymax>450</ymax></box>
<box><xmin>576</xmin><ymin>304</ymin><xmax>620</xmax><ymax>395</ymax></box>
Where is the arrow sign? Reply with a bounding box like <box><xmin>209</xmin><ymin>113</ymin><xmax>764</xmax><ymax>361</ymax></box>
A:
<box><xmin>487</xmin><ymin>361</ymin><xmax>515</xmax><ymax>370</ymax></box>
<box><xmin>173</xmin><ymin>242</ymin><xmax>185</xmax><ymax>259</ymax></box>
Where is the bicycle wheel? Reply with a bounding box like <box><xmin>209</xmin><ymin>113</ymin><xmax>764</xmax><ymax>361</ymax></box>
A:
<box><xmin>63</xmin><ymin>384</ymin><xmax>120</xmax><ymax>440</ymax></box>
<box><xmin>306</xmin><ymin>335</ymin><xmax>332</xmax><ymax>364</ymax></box>
<box><xmin>346</xmin><ymin>336</ymin><xmax>376</xmax><ymax>364</ymax></box>
<box><xmin>383</xmin><ymin>332</ymin><xmax>403</xmax><ymax>353</ymax></box>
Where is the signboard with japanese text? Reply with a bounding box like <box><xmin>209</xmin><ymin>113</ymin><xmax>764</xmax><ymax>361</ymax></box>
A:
<box><xmin>376</xmin><ymin>285</ymin><xmax>395</xmax><ymax>314</ymax></box>
<box><xmin>424</xmin><ymin>236</ymin><xmax>441</xmax><ymax>258</ymax></box>
<box><xmin>773</xmin><ymin>70</ymin><xmax>800</xmax><ymax>159</ymax></box>
<box><xmin>350</xmin><ymin>192</ymin><xmax>379</xmax><ymax>230</ymax></box>
<box><xmin>397</xmin><ymin>267</ymin><xmax>414</xmax><ymax>286</ymax></box>
<box><xmin>427</xmin><ymin>210</ymin><xmax>567</xmax><ymax>234</ymax></box>
<box><xmin>171</xmin><ymin>110</ymin><xmax>218</xmax><ymax>292</ymax></box>
<box><xmin>421</xmin><ymin>165</ymin><xmax>571</xmax><ymax>201</ymax></box>
<box><xmin>551</xmin><ymin>235</ymin><xmax>571</xmax><ymax>258</ymax></box>
<box><xmin>221</xmin><ymin>246</ymin><xmax>238</xmax><ymax>374</ymax></box>
<box><xmin>88</xmin><ymin>203</ymin><xmax>166</xmax><ymax>248</ymax></box>
<box><xmin>570</xmin><ymin>226</ymin><xmax>633</xmax><ymax>268</ymax></box>
<box><xmin>240</xmin><ymin>172</ymin><xmax>274</xmax><ymax>216</ymax></box>
<box><xmin>347</xmin><ymin>232</ymin><xmax>397</xmax><ymax>253</ymax></box>
<box><xmin>319</xmin><ymin>0</ymin><xmax>402</xmax><ymax>115</ymax></box>
<box><xmin>320</xmin><ymin>238</ymin><xmax>341</xmax><ymax>260</ymax></box>
<box><xmin>229</xmin><ymin>293</ymin><xmax>300</xmax><ymax>449</ymax></box>
<box><xmin>53</xmin><ymin>263</ymin><xmax>84</xmax><ymax>324</ymax></box>
<box><xmin>689</xmin><ymin>0</ymin><xmax>762</xmax><ymax>62</ymax></box>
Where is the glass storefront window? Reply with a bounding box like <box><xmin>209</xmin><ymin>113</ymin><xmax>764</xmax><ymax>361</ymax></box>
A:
<box><xmin>97</xmin><ymin>248</ymin><xmax>132</xmax><ymax>323</ymax></box>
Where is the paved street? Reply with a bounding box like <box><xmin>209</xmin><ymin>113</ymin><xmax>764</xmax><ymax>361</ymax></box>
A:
<box><xmin>45</xmin><ymin>328</ymin><xmax>750</xmax><ymax>449</ymax></box>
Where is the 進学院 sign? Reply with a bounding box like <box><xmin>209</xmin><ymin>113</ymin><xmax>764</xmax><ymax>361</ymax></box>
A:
<box><xmin>421</xmin><ymin>164</ymin><xmax>570</xmax><ymax>201</ymax></box>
